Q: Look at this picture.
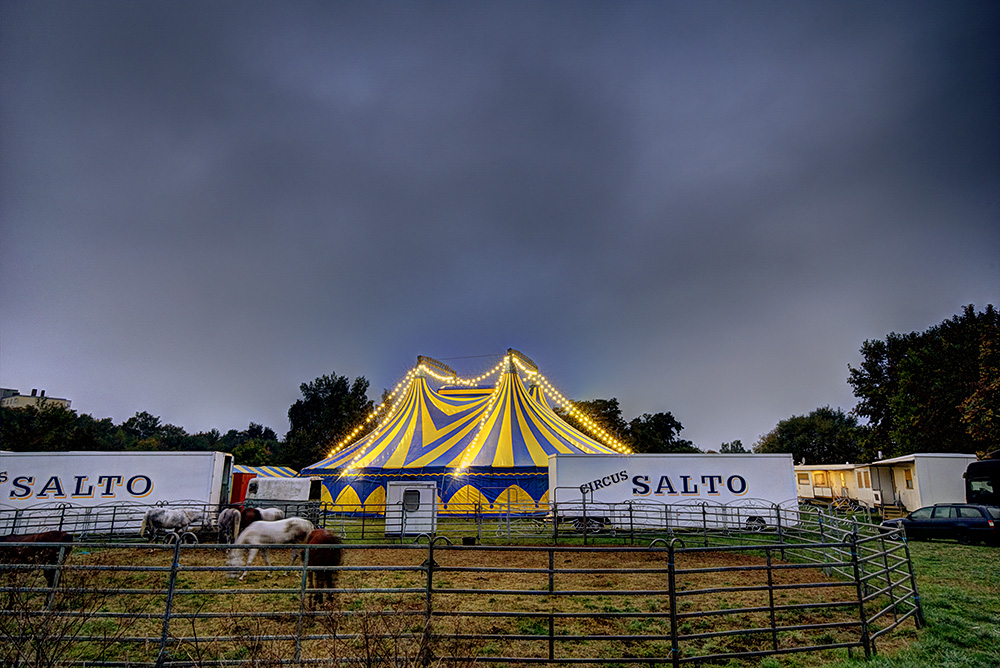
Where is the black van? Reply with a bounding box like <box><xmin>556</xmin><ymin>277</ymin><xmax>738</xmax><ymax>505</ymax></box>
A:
<box><xmin>965</xmin><ymin>451</ymin><xmax>1000</xmax><ymax>506</ymax></box>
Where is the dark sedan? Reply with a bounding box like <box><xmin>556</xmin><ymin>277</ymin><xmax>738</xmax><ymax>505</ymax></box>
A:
<box><xmin>882</xmin><ymin>503</ymin><xmax>1000</xmax><ymax>545</ymax></box>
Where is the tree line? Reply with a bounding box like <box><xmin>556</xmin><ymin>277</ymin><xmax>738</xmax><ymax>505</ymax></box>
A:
<box><xmin>755</xmin><ymin>304</ymin><xmax>997</xmax><ymax>463</ymax></box>
<box><xmin>3</xmin><ymin>304</ymin><xmax>995</xmax><ymax>467</ymax></box>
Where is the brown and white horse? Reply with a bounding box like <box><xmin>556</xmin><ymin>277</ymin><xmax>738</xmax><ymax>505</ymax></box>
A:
<box><xmin>303</xmin><ymin>529</ymin><xmax>343</xmax><ymax>607</ymax></box>
<box><xmin>226</xmin><ymin>517</ymin><xmax>313</xmax><ymax>580</ymax></box>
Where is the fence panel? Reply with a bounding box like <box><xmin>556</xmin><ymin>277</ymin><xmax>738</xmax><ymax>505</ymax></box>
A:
<box><xmin>2</xmin><ymin>517</ymin><xmax>921</xmax><ymax>667</ymax></box>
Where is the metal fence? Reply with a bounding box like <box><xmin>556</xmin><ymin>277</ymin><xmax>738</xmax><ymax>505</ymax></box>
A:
<box><xmin>0</xmin><ymin>495</ymin><xmax>875</xmax><ymax>545</ymax></box>
<box><xmin>1</xmin><ymin>506</ymin><xmax>922</xmax><ymax>667</ymax></box>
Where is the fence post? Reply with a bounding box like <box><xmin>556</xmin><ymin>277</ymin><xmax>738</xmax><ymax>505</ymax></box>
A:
<box><xmin>879</xmin><ymin>533</ymin><xmax>898</xmax><ymax>625</ymax></box>
<box><xmin>548</xmin><ymin>549</ymin><xmax>555</xmax><ymax>661</ymax></box>
<box><xmin>818</xmin><ymin>513</ymin><xmax>829</xmax><ymax>576</ymax></box>
<box><xmin>901</xmin><ymin>536</ymin><xmax>925</xmax><ymax>628</ymax></box>
<box><xmin>157</xmin><ymin>540</ymin><xmax>183</xmax><ymax>666</ymax></box>
<box><xmin>848</xmin><ymin>534</ymin><xmax>872</xmax><ymax>658</ymax></box>
<box><xmin>667</xmin><ymin>540</ymin><xmax>680</xmax><ymax>668</ymax></box>
<box><xmin>425</xmin><ymin>539</ymin><xmax>435</xmax><ymax>621</ymax></box>
<box><xmin>44</xmin><ymin>543</ymin><xmax>70</xmax><ymax>612</ymax></box>
<box><xmin>765</xmin><ymin>546</ymin><xmax>778</xmax><ymax>652</ymax></box>
<box><xmin>294</xmin><ymin>543</ymin><xmax>310</xmax><ymax>662</ymax></box>
<box><xmin>421</xmin><ymin>538</ymin><xmax>438</xmax><ymax>668</ymax></box>
<box><xmin>775</xmin><ymin>506</ymin><xmax>785</xmax><ymax>561</ymax></box>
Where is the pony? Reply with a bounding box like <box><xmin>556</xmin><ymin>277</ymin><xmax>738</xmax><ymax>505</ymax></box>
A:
<box><xmin>226</xmin><ymin>517</ymin><xmax>313</xmax><ymax>581</ymax></box>
<box><xmin>0</xmin><ymin>530</ymin><xmax>74</xmax><ymax>587</ymax></box>
<box><xmin>140</xmin><ymin>508</ymin><xmax>204</xmax><ymax>542</ymax></box>
<box><xmin>217</xmin><ymin>507</ymin><xmax>242</xmax><ymax>544</ymax></box>
<box><xmin>259</xmin><ymin>507</ymin><xmax>285</xmax><ymax>521</ymax></box>
<box><xmin>303</xmin><ymin>529</ymin><xmax>343</xmax><ymax>608</ymax></box>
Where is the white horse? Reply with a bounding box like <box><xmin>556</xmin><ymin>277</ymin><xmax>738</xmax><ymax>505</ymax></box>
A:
<box><xmin>217</xmin><ymin>508</ymin><xmax>242</xmax><ymax>544</ymax></box>
<box><xmin>259</xmin><ymin>507</ymin><xmax>285</xmax><ymax>521</ymax></box>
<box><xmin>226</xmin><ymin>517</ymin><xmax>314</xmax><ymax>580</ymax></box>
<box><xmin>140</xmin><ymin>508</ymin><xmax>203</xmax><ymax>542</ymax></box>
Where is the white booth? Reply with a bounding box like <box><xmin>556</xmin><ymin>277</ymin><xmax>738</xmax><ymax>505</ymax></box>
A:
<box><xmin>384</xmin><ymin>481</ymin><xmax>437</xmax><ymax>537</ymax></box>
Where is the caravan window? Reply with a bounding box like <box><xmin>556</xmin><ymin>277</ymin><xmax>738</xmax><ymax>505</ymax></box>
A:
<box><xmin>403</xmin><ymin>490</ymin><xmax>421</xmax><ymax>512</ymax></box>
<box><xmin>813</xmin><ymin>472</ymin><xmax>828</xmax><ymax>486</ymax></box>
<box><xmin>797</xmin><ymin>473</ymin><xmax>810</xmax><ymax>485</ymax></box>
<box><xmin>904</xmin><ymin>469</ymin><xmax>914</xmax><ymax>489</ymax></box>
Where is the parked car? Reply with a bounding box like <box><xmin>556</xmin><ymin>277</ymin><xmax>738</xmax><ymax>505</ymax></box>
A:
<box><xmin>881</xmin><ymin>503</ymin><xmax>1000</xmax><ymax>545</ymax></box>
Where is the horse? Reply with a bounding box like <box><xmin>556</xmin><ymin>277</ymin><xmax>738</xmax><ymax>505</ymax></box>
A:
<box><xmin>226</xmin><ymin>517</ymin><xmax>314</xmax><ymax>581</ymax></box>
<box><xmin>217</xmin><ymin>507</ymin><xmax>242</xmax><ymax>544</ymax></box>
<box><xmin>0</xmin><ymin>530</ymin><xmax>74</xmax><ymax>587</ymax></box>
<box><xmin>140</xmin><ymin>508</ymin><xmax>204</xmax><ymax>542</ymax></box>
<box><xmin>238</xmin><ymin>507</ymin><xmax>285</xmax><ymax>536</ymax></box>
<box><xmin>303</xmin><ymin>529</ymin><xmax>343</xmax><ymax>608</ymax></box>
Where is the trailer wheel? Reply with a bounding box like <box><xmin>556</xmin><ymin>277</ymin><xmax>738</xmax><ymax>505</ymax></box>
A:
<box><xmin>745</xmin><ymin>516</ymin><xmax>767</xmax><ymax>532</ymax></box>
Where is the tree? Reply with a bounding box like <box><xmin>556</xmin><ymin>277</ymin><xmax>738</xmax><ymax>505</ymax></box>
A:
<box><xmin>0</xmin><ymin>404</ymin><xmax>77</xmax><ymax>451</ymax></box>
<box><xmin>554</xmin><ymin>398</ymin><xmax>629</xmax><ymax>443</ymax></box>
<box><xmin>218</xmin><ymin>423</ymin><xmax>280</xmax><ymax>465</ymax></box>
<box><xmin>848</xmin><ymin>304</ymin><xmax>999</xmax><ymax>459</ymax></box>
<box><xmin>720</xmin><ymin>440</ymin><xmax>747</xmax><ymax>453</ymax></box>
<box><xmin>555</xmin><ymin>399</ymin><xmax>698</xmax><ymax>452</ymax></box>
<box><xmin>627</xmin><ymin>412</ymin><xmax>699</xmax><ymax>453</ymax></box>
<box><xmin>753</xmin><ymin>406</ymin><xmax>861</xmax><ymax>464</ymax></box>
<box><xmin>121</xmin><ymin>411</ymin><xmax>163</xmax><ymax>442</ymax></box>
<box><xmin>282</xmin><ymin>373</ymin><xmax>374</xmax><ymax>471</ymax></box>
<box><xmin>232</xmin><ymin>439</ymin><xmax>272</xmax><ymax>467</ymax></box>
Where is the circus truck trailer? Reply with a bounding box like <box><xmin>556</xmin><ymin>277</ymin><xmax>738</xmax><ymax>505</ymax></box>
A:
<box><xmin>0</xmin><ymin>451</ymin><xmax>233</xmax><ymax>534</ymax></box>
<box><xmin>548</xmin><ymin>453</ymin><xmax>798</xmax><ymax>532</ymax></box>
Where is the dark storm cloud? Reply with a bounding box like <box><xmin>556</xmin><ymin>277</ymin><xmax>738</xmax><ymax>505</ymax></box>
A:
<box><xmin>2</xmin><ymin>1</ymin><xmax>997</xmax><ymax>450</ymax></box>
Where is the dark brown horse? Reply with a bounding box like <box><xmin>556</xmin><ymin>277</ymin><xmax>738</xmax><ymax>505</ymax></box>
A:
<box><xmin>239</xmin><ymin>507</ymin><xmax>262</xmax><ymax>536</ymax></box>
<box><xmin>0</xmin><ymin>530</ymin><xmax>74</xmax><ymax>587</ymax></box>
<box><xmin>303</xmin><ymin>529</ymin><xmax>343</xmax><ymax>607</ymax></box>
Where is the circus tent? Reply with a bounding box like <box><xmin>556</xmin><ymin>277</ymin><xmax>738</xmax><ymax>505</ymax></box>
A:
<box><xmin>299</xmin><ymin>350</ymin><xmax>631</xmax><ymax>514</ymax></box>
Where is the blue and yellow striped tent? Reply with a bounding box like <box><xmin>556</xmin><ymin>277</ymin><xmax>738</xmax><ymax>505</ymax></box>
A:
<box><xmin>300</xmin><ymin>350</ymin><xmax>630</xmax><ymax>514</ymax></box>
<box><xmin>233</xmin><ymin>465</ymin><xmax>298</xmax><ymax>477</ymax></box>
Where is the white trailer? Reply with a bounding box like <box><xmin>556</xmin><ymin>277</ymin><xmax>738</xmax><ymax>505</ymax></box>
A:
<box><xmin>244</xmin><ymin>476</ymin><xmax>322</xmax><ymax>505</ymax></box>
<box><xmin>867</xmin><ymin>453</ymin><xmax>977</xmax><ymax>512</ymax></box>
<box><xmin>244</xmin><ymin>476</ymin><xmax>324</xmax><ymax>522</ymax></box>
<box><xmin>0</xmin><ymin>451</ymin><xmax>233</xmax><ymax>534</ymax></box>
<box><xmin>548</xmin><ymin>453</ymin><xmax>798</xmax><ymax>531</ymax></box>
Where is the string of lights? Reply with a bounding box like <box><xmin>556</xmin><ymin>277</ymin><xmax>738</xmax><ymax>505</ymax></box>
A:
<box><xmin>457</xmin><ymin>357</ymin><xmax>510</xmax><ymax>470</ymax></box>
<box><xmin>325</xmin><ymin>367</ymin><xmax>416</xmax><ymax>459</ymax></box>
<box><xmin>512</xmin><ymin>356</ymin><xmax>632</xmax><ymax>455</ymax></box>
<box><xmin>327</xmin><ymin>350</ymin><xmax>632</xmax><ymax>467</ymax></box>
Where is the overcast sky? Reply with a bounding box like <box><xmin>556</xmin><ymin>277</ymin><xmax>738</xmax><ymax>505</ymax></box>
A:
<box><xmin>2</xmin><ymin>1</ymin><xmax>997</xmax><ymax>452</ymax></box>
